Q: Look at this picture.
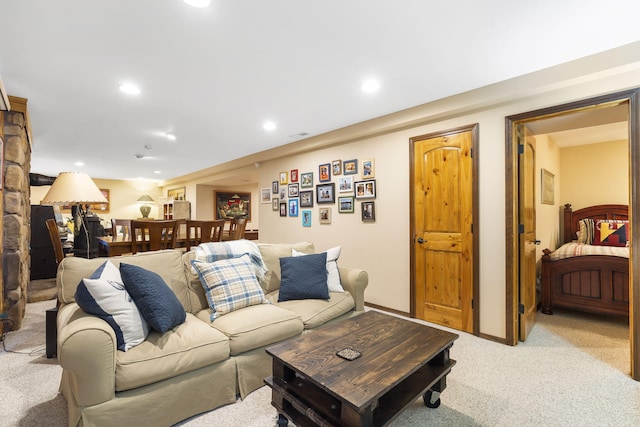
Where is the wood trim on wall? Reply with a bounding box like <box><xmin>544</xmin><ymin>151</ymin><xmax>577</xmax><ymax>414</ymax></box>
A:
<box><xmin>505</xmin><ymin>88</ymin><xmax>640</xmax><ymax>380</ymax></box>
<box><xmin>629</xmin><ymin>89</ymin><xmax>640</xmax><ymax>379</ymax></box>
<box><xmin>7</xmin><ymin>96</ymin><xmax>31</xmax><ymax>148</ymax></box>
<box><xmin>0</xmin><ymin>111</ymin><xmax>4</xmax><ymax>334</ymax></box>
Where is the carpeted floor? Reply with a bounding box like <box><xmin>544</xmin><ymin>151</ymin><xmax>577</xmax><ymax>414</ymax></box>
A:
<box><xmin>2</xmin><ymin>300</ymin><xmax>639</xmax><ymax>426</ymax></box>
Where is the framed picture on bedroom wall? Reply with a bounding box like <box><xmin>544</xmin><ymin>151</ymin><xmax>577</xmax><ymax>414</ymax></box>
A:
<box><xmin>541</xmin><ymin>169</ymin><xmax>554</xmax><ymax>205</ymax></box>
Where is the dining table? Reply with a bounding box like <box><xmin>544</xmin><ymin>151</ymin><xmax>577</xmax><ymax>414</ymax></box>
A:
<box><xmin>97</xmin><ymin>229</ymin><xmax>259</xmax><ymax>257</ymax></box>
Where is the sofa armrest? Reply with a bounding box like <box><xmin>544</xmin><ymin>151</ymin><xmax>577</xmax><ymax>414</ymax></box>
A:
<box><xmin>338</xmin><ymin>267</ymin><xmax>368</xmax><ymax>312</ymax></box>
<box><xmin>57</xmin><ymin>303</ymin><xmax>118</xmax><ymax>407</ymax></box>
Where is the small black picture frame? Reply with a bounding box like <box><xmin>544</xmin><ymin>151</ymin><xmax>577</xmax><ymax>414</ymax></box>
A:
<box><xmin>300</xmin><ymin>190</ymin><xmax>314</xmax><ymax>207</ymax></box>
<box><xmin>316</xmin><ymin>183</ymin><xmax>335</xmax><ymax>204</ymax></box>
<box><xmin>361</xmin><ymin>201</ymin><xmax>375</xmax><ymax>222</ymax></box>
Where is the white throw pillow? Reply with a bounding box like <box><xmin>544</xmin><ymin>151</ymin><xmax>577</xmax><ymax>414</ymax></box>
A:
<box><xmin>75</xmin><ymin>260</ymin><xmax>149</xmax><ymax>351</ymax></box>
<box><xmin>292</xmin><ymin>246</ymin><xmax>344</xmax><ymax>293</ymax></box>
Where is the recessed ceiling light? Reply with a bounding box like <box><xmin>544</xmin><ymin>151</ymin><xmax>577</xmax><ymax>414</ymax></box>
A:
<box><xmin>183</xmin><ymin>0</ymin><xmax>211</xmax><ymax>7</ymax></box>
<box><xmin>153</xmin><ymin>170</ymin><xmax>162</xmax><ymax>174</ymax></box>
<box><xmin>263</xmin><ymin>121</ymin><xmax>277</xmax><ymax>131</ymax></box>
<box><xmin>165</xmin><ymin>133</ymin><xmax>176</xmax><ymax>141</ymax></box>
<box><xmin>119</xmin><ymin>83</ymin><xmax>141</xmax><ymax>95</ymax></box>
<box><xmin>361</xmin><ymin>79</ymin><xmax>380</xmax><ymax>93</ymax></box>
<box><xmin>74</xmin><ymin>161</ymin><xmax>85</xmax><ymax>167</ymax></box>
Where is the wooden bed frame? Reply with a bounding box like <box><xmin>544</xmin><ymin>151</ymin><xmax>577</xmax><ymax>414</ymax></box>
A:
<box><xmin>540</xmin><ymin>203</ymin><xmax>629</xmax><ymax>317</ymax></box>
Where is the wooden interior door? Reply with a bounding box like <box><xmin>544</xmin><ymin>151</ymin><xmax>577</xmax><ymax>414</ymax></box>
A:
<box><xmin>518</xmin><ymin>124</ymin><xmax>537</xmax><ymax>341</ymax></box>
<box><xmin>412</xmin><ymin>126</ymin><xmax>475</xmax><ymax>333</ymax></box>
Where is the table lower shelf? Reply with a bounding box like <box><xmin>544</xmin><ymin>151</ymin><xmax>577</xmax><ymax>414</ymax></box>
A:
<box><xmin>265</xmin><ymin>357</ymin><xmax>456</xmax><ymax>427</ymax></box>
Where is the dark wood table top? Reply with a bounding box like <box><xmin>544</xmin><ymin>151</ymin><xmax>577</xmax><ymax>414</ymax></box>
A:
<box><xmin>266</xmin><ymin>310</ymin><xmax>459</xmax><ymax>411</ymax></box>
<box><xmin>97</xmin><ymin>230</ymin><xmax>258</xmax><ymax>256</ymax></box>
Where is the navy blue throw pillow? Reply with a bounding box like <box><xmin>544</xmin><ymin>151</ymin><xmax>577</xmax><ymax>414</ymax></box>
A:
<box><xmin>120</xmin><ymin>263</ymin><xmax>186</xmax><ymax>333</ymax></box>
<box><xmin>278</xmin><ymin>252</ymin><xmax>329</xmax><ymax>302</ymax></box>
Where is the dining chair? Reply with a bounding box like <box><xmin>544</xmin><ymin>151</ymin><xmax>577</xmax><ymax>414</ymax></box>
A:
<box><xmin>130</xmin><ymin>220</ymin><xmax>178</xmax><ymax>254</ymax></box>
<box><xmin>185</xmin><ymin>219</ymin><xmax>225</xmax><ymax>250</ymax></box>
<box><xmin>45</xmin><ymin>218</ymin><xmax>67</xmax><ymax>266</ymax></box>
<box><xmin>229</xmin><ymin>217</ymin><xmax>248</xmax><ymax>240</ymax></box>
<box><xmin>111</xmin><ymin>218</ymin><xmax>132</xmax><ymax>238</ymax></box>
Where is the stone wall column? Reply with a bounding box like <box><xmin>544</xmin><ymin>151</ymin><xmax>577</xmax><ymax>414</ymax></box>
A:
<box><xmin>2</xmin><ymin>97</ymin><xmax>32</xmax><ymax>330</ymax></box>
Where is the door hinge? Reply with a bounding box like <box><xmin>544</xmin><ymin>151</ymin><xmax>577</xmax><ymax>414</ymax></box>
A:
<box><xmin>470</xmin><ymin>223</ymin><xmax>473</xmax><ymax>233</ymax></box>
<box><xmin>518</xmin><ymin>224</ymin><xmax>524</xmax><ymax>234</ymax></box>
<box><xmin>471</xmin><ymin>299</ymin><xmax>474</xmax><ymax>309</ymax></box>
<box><xmin>518</xmin><ymin>304</ymin><xmax>525</xmax><ymax>314</ymax></box>
<box><xmin>518</xmin><ymin>144</ymin><xmax>524</xmax><ymax>155</ymax></box>
<box><xmin>470</xmin><ymin>148</ymin><xmax>473</xmax><ymax>158</ymax></box>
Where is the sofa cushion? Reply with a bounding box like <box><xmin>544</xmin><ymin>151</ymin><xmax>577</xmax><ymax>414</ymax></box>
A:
<box><xmin>120</xmin><ymin>263</ymin><xmax>186</xmax><ymax>333</ymax></box>
<box><xmin>114</xmin><ymin>313</ymin><xmax>230</xmax><ymax>391</ymax></box>
<box><xmin>198</xmin><ymin>304</ymin><xmax>303</xmax><ymax>355</ymax></box>
<box><xmin>257</xmin><ymin>242</ymin><xmax>315</xmax><ymax>292</ymax></box>
<box><xmin>192</xmin><ymin>254</ymin><xmax>270</xmax><ymax>321</ymax></box>
<box><xmin>269</xmin><ymin>291</ymin><xmax>355</xmax><ymax>329</ymax></box>
<box><xmin>58</xmin><ymin>250</ymin><xmax>191</xmax><ymax>312</ymax></box>
<box><xmin>75</xmin><ymin>260</ymin><xmax>149</xmax><ymax>351</ymax></box>
<box><xmin>278</xmin><ymin>253</ymin><xmax>329</xmax><ymax>302</ymax></box>
<box><xmin>292</xmin><ymin>245</ymin><xmax>344</xmax><ymax>292</ymax></box>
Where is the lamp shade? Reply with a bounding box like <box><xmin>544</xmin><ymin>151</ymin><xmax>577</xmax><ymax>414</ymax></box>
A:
<box><xmin>40</xmin><ymin>172</ymin><xmax>107</xmax><ymax>205</ymax></box>
<box><xmin>137</xmin><ymin>195</ymin><xmax>155</xmax><ymax>203</ymax></box>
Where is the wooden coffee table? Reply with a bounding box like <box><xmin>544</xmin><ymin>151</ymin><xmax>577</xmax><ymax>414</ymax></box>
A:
<box><xmin>264</xmin><ymin>311</ymin><xmax>458</xmax><ymax>426</ymax></box>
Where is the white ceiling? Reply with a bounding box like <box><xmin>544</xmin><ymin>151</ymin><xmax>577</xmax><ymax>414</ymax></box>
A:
<box><xmin>1</xmin><ymin>0</ymin><xmax>640</xmax><ymax>182</ymax></box>
<box><xmin>527</xmin><ymin>103</ymin><xmax>630</xmax><ymax>147</ymax></box>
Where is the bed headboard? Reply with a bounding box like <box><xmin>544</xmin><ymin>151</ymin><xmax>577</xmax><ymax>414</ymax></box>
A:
<box><xmin>562</xmin><ymin>203</ymin><xmax>629</xmax><ymax>244</ymax></box>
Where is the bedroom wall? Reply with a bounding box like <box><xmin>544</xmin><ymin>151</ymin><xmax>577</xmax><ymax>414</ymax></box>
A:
<box><xmin>559</xmin><ymin>139</ymin><xmax>629</xmax><ymax>211</ymax></box>
<box><xmin>535</xmin><ymin>134</ymin><xmax>561</xmax><ymax>258</ymax></box>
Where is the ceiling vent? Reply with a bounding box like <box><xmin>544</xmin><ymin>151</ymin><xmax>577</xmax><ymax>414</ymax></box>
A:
<box><xmin>289</xmin><ymin>132</ymin><xmax>309</xmax><ymax>139</ymax></box>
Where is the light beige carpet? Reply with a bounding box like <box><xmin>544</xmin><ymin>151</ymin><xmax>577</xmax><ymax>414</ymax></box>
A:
<box><xmin>2</xmin><ymin>300</ymin><xmax>639</xmax><ymax>426</ymax></box>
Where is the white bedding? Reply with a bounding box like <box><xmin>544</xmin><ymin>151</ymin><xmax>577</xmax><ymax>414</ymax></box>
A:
<box><xmin>549</xmin><ymin>242</ymin><xmax>629</xmax><ymax>261</ymax></box>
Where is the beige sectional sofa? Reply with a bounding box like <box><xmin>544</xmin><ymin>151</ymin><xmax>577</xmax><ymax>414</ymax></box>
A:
<box><xmin>55</xmin><ymin>242</ymin><xmax>368</xmax><ymax>427</ymax></box>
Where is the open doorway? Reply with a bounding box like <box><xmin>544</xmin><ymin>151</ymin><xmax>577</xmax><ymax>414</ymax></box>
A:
<box><xmin>505</xmin><ymin>88</ymin><xmax>640</xmax><ymax>380</ymax></box>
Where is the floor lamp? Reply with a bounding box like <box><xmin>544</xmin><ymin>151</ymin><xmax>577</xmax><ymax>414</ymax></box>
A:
<box><xmin>40</xmin><ymin>172</ymin><xmax>108</xmax><ymax>258</ymax></box>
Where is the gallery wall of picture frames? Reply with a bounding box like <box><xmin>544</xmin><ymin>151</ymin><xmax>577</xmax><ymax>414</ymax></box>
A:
<box><xmin>269</xmin><ymin>158</ymin><xmax>376</xmax><ymax>225</ymax></box>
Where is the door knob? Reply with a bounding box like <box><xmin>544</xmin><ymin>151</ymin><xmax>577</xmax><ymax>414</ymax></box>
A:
<box><xmin>531</xmin><ymin>239</ymin><xmax>541</xmax><ymax>245</ymax></box>
<box><xmin>417</xmin><ymin>237</ymin><xmax>425</xmax><ymax>243</ymax></box>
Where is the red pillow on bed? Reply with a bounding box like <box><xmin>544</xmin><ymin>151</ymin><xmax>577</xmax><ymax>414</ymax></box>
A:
<box><xmin>593</xmin><ymin>220</ymin><xmax>628</xmax><ymax>247</ymax></box>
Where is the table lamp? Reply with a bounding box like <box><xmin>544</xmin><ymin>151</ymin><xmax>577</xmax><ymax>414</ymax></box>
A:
<box><xmin>137</xmin><ymin>195</ymin><xmax>154</xmax><ymax>218</ymax></box>
<box><xmin>40</xmin><ymin>172</ymin><xmax>108</xmax><ymax>257</ymax></box>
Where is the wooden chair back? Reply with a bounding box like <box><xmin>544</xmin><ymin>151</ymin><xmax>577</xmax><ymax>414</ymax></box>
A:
<box><xmin>45</xmin><ymin>218</ymin><xmax>65</xmax><ymax>265</ymax></box>
<box><xmin>130</xmin><ymin>220</ymin><xmax>178</xmax><ymax>254</ymax></box>
<box><xmin>229</xmin><ymin>217</ymin><xmax>248</xmax><ymax>240</ymax></box>
<box><xmin>185</xmin><ymin>219</ymin><xmax>225</xmax><ymax>250</ymax></box>
<box><xmin>111</xmin><ymin>219</ymin><xmax>132</xmax><ymax>238</ymax></box>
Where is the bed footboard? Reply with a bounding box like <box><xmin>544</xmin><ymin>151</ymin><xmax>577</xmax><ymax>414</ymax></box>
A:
<box><xmin>541</xmin><ymin>250</ymin><xmax>629</xmax><ymax>317</ymax></box>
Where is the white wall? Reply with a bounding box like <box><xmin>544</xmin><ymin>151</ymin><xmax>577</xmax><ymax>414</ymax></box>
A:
<box><xmin>254</xmin><ymin>49</ymin><xmax>640</xmax><ymax>340</ymax></box>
